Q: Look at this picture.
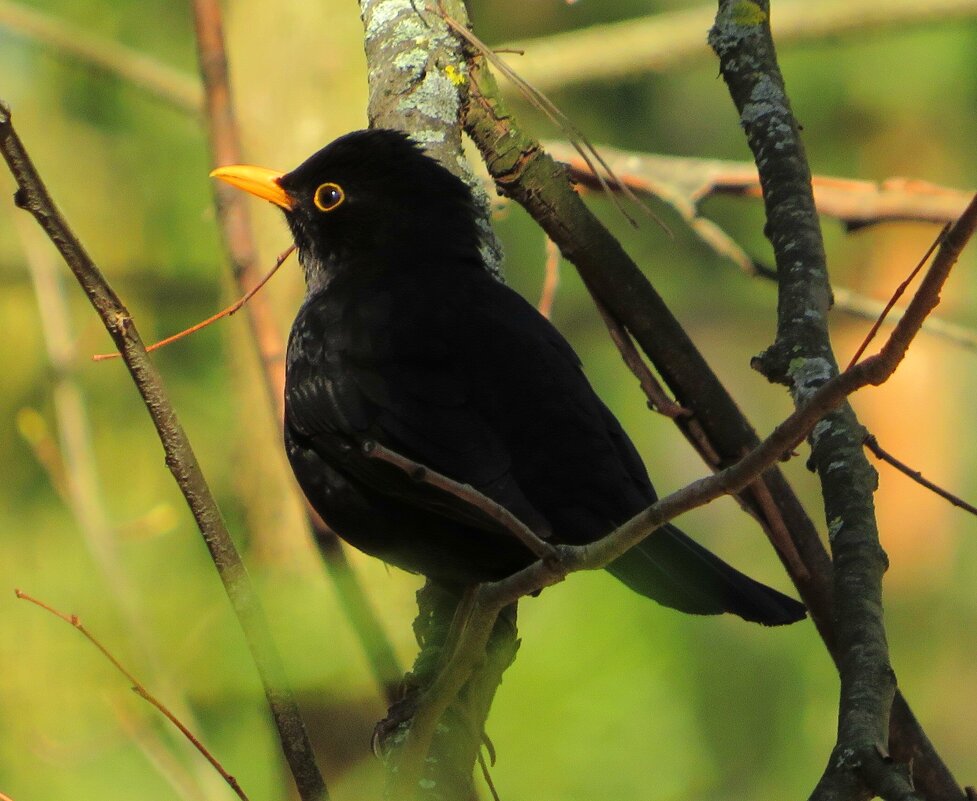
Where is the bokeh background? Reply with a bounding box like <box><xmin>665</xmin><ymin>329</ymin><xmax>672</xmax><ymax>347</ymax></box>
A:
<box><xmin>1</xmin><ymin>1</ymin><xmax>975</xmax><ymax>799</ymax></box>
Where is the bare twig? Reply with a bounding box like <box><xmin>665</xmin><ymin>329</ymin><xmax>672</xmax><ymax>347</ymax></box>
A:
<box><xmin>92</xmin><ymin>245</ymin><xmax>295</xmax><ymax>361</ymax></box>
<box><xmin>846</xmin><ymin>225</ymin><xmax>949</xmax><ymax>369</ymax></box>
<box><xmin>15</xmin><ymin>590</ymin><xmax>249</xmax><ymax>801</ymax></box>
<box><xmin>0</xmin><ymin>101</ymin><xmax>328</xmax><ymax>801</ymax></box>
<box><xmin>548</xmin><ymin>141</ymin><xmax>973</xmax><ymax>233</ymax></box>
<box><xmin>547</xmin><ymin>141</ymin><xmax>977</xmax><ymax>353</ymax></box>
<box><xmin>362</xmin><ymin>440</ymin><xmax>556</xmax><ymax>559</ymax></box>
<box><xmin>192</xmin><ymin>0</ymin><xmax>288</xmax><ymax>415</ymax></box>
<box><xmin>438</xmin><ymin>5</ymin><xmax>660</xmax><ymax>230</ymax></box>
<box><xmin>587</xmin><ymin>292</ymin><xmax>691</xmax><ymax>421</ymax></box>
<box><xmin>864</xmin><ymin>435</ymin><xmax>977</xmax><ymax>517</ymax></box>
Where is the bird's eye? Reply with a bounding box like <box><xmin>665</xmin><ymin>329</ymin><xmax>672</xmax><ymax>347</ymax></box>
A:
<box><xmin>313</xmin><ymin>182</ymin><xmax>345</xmax><ymax>212</ymax></box>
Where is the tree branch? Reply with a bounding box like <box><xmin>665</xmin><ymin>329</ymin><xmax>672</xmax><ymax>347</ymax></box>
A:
<box><xmin>546</xmin><ymin>141</ymin><xmax>977</xmax><ymax>353</ymax></box>
<box><xmin>460</xmin><ymin>37</ymin><xmax>965</xmax><ymax>801</ymax></box>
<box><xmin>710</xmin><ymin>1</ymin><xmax>973</xmax><ymax>797</ymax></box>
<box><xmin>864</xmin><ymin>435</ymin><xmax>977</xmax><ymax>518</ymax></box>
<box><xmin>0</xmin><ymin>100</ymin><xmax>328</xmax><ymax>801</ymax></box>
<box><xmin>356</xmin><ymin>2</ymin><xmax>515</xmax><ymax>797</ymax></box>
<box><xmin>393</xmin><ymin>200</ymin><xmax>972</xmax><ymax>793</ymax></box>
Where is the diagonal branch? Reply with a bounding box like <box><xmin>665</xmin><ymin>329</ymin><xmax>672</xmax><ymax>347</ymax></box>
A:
<box><xmin>393</xmin><ymin>191</ymin><xmax>974</xmax><ymax>791</ymax></box>
<box><xmin>459</xmin><ymin>41</ymin><xmax>964</xmax><ymax>801</ymax></box>
<box><xmin>0</xmin><ymin>0</ymin><xmax>201</xmax><ymax>112</ymax></box>
<box><xmin>0</xmin><ymin>100</ymin><xmax>328</xmax><ymax>801</ymax></box>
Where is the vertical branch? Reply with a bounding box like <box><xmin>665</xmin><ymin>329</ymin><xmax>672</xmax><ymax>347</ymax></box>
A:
<box><xmin>360</xmin><ymin>0</ymin><xmax>504</xmax><ymax>275</ymax></box>
<box><xmin>708</xmin><ymin>3</ymin><xmax>956</xmax><ymax>799</ymax></box>
<box><xmin>356</xmin><ymin>1</ymin><xmax>517</xmax><ymax>796</ymax></box>
<box><xmin>190</xmin><ymin>0</ymin><xmax>403</xmax><ymax>704</ymax></box>
<box><xmin>0</xmin><ymin>102</ymin><xmax>329</xmax><ymax>801</ymax></box>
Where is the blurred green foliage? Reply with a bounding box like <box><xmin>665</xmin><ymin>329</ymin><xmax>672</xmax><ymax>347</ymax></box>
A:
<box><xmin>1</xmin><ymin>2</ymin><xmax>975</xmax><ymax>800</ymax></box>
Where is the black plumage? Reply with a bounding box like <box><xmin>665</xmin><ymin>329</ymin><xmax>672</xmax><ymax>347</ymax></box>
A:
<box><xmin>212</xmin><ymin>129</ymin><xmax>805</xmax><ymax>626</ymax></box>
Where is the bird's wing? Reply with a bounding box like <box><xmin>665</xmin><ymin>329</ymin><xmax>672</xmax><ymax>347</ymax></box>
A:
<box><xmin>284</xmin><ymin>276</ymin><xmax>553</xmax><ymax>538</ymax></box>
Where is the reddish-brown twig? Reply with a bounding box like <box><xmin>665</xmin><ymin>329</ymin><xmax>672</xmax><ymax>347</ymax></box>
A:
<box><xmin>864</xmin><ymin>435</ymin><xmax>977</xmax><ymax>517</ymax></box>
<box><xmin>846</xmin><ymin>225</ymin><xmax>949</xmax><ymax>370</ymax></box>
<box><xmin>14</xmin><ymin>589</ymin><xmax>249</xmax><ymax>801</ymax></box>
<box><xmin>92</xmin><ymin>245</ymin><xmax>294</xmax><ymax>362</ymax></box>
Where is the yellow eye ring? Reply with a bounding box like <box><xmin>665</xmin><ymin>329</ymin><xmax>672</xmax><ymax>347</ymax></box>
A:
<box><xmin>313</xmin><ymin>182</ymin><xmax>345</xmax><ymax>212</ymax></box>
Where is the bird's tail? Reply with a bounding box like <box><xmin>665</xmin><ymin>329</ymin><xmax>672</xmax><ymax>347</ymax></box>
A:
<box><xmin>604</xmin><ymin>524</ymin><xmax>806</xmax><ymax>626</ymax></box>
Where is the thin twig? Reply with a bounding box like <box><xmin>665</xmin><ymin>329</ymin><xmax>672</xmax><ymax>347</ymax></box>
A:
<box><xmin>438</xmin><ymin>4</ymin><xmax>660</xmax><ymax>230</ymax></box>
<box><xmin>477</xmin><ymin>751</ymin><xmax>502</xmax><ymax>801</ymax></box>
<box><xmin>362</xmin><ymin>440</ymin><xmax>556</xmax><ymax>560</ymax></box>
<box><xmin>93</xmin><ymin>246</ymin><xmax>295</xmax><ymax>361</ymax></box>
<box><xmin>864</xmin><ymin>435</ymin><xmax>977</xmax><ymax>517</ymax></box>
<box><xmin>15</xmin><ymin>590</ymin><xmax>249</xmax><ymax>801</ymax></box>
<box><xmin>588</xmin><ymin>292</ymin><xmax>690</xmax><ymax>420</ymax></box>
<box><xmin>548</xmin><ymin>141</ymin><xmax>977</xmax><ymax>353</ymax></box>
<box><xmin>0</xmin><ymin>100</ymin><xmax>329</xmax><ymax>801</ymax></box>
<box><xmin>846</xmin><ymin>225</ymin><xmax>949</xmax><ymax>369</ymax></box>
<box><xmin>192</xmin><ymin>0</ymin><xmax>287</xmax><ymax>414</ymax></box>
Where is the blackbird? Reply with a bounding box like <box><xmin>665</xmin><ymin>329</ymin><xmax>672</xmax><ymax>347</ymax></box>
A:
<box><xmin>212</xmin><ymin>129</ymin><xmax>805</xmax><ymax>626</ymax></box>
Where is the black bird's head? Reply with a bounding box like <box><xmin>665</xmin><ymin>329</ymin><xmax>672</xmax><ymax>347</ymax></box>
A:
<box><xmin>211</xmin><ymin>129</ymin><xmax>483</xmax><ymax>293</ymax></box>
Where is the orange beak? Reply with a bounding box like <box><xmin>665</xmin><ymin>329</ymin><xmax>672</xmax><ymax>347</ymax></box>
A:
<box><xmin>209</xmin><ymin>164</ymin><xmax>294</xmax><ymax>210</ymax></box>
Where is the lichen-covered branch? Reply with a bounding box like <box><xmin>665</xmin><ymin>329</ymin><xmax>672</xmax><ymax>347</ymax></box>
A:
<box><xmin>355</xmin><ymin>2</ymin><xmax>515</xmax><ymax>797</ymax></box>
<box><xmin>360</xmin><ymin>0</ymin><xmax>503</xmax><ymax>274</ymax></box>
<box><xmin>709</xmin><ymin>2</ymin><xmax>966</xmax><ymax>799</ymax></box>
